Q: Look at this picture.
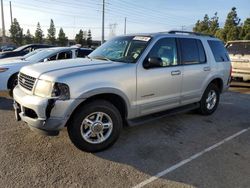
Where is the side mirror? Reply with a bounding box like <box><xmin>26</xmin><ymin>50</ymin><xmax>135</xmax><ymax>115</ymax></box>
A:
<box><xmin>143</xmin><ymin>57</ymin><xmax>163</xmax><ymax>69</ymax></box>
<box><xmin>43</xmin><ymin>58</ymin><xmax>48</xmax><ymax>62</ymax></box>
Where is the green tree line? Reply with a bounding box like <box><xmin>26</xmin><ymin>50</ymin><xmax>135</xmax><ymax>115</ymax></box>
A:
<box><xmin>9</xmin><ymin>18</ymin><xmax>93</xmax><ymax>47</ymax></box>
<box><xmin>193</xmin><ymin>7</ymin><xmax>250</xmax><ymax>42</ymax></box>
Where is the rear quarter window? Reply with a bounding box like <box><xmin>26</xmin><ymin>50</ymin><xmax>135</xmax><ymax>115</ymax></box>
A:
<box><xmin>208</xmin><ymin>40</ymin><xmax>229</xmax><ymax>62</ymax></box>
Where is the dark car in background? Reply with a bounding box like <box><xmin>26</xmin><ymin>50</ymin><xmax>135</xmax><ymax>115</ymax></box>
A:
<box><xmin>0</xmin><ymin>44</ymin><xmax>54</xmax><ymax>59</ymax></box>
<box><xmin>0</xmin><ymin>44</ymin><xmax>17</xmax><ymax>52</ymax></box>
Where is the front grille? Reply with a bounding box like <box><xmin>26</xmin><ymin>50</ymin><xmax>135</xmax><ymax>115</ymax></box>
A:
<box><xmin>18</xmin><ymin>73</ymin><xmax>36</xmax><ymax>91</ymax></box>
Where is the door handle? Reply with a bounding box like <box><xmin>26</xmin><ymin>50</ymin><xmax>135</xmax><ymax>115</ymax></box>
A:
<box><xmin>203</xmin><ymin>66</ymin><xmax>211</xmax><ymax>71</ymax></box>
<box><xmin>171</xmin><ymin>70</ymin><xmax>181</xmax><ymax>76</ymax></box>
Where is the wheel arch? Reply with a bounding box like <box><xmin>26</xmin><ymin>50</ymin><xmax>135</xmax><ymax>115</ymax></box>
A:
<box><xmin>7</xmin><ymin>72</ymin><xmax>19</xmax><ymax>89</ymax></box>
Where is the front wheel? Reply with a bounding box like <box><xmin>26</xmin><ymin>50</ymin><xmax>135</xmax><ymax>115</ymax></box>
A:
<box><xmin>67</xmin><ymin>100</ymin><xmax>122</xmax><ymax>152</ymax></box>
<box><xmin>198</xmin><ymin>83</ymin><xmax>220</xmax><ymax>115</ymax></box>
<box><xmin>8</xmin><ymin>75</ymin><xmax>18</xmax><ymax>97</ymax></box>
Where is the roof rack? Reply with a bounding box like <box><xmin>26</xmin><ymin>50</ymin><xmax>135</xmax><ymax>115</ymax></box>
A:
<box><xmin>166</xmin><ymin>30</ymin><xmax>215</xmax><ymax>38</ymax></box>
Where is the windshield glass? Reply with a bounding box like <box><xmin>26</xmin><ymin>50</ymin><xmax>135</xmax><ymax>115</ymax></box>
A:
<box><xmin>25</xmin><ymin>49</ymin><xmax>54</xmax><ymax>62</ymax></box>
<box><xmin>13</xmin><ymin>44</ymin><xmax>30</xmax><ymax>52</ymax></box>
<box><xmin>227</xmin><ymin>42</ymin><xmax>250</xmax><ymax>55</ymax></box>
<box><xmin>88</xmin><ymin>36</ymin><xmax>151</xmax><ymax>63</ymax></box>
<box><xmin>23</xmin><ymin>49</ymin><xmax>44</xmax><ymax>59</ymax></box>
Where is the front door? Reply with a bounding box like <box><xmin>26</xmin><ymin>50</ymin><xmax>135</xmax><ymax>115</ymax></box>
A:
<box><xmin>137</xmin><ymin>37</ymin><xmax>183</xmax><ymax>116</ymax></box>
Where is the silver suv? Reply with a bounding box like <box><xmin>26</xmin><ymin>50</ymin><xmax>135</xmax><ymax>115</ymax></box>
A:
<box><xmin>13</xmin><ymin>31</ymin><xmax>231</xmax><ymax>152</ymax></box>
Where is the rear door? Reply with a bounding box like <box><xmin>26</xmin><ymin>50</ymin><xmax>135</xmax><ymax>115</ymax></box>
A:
<box><xmin>178</xmin><ymin>37</ymin><xmax>210</xmax><ymax>105</ymax></box>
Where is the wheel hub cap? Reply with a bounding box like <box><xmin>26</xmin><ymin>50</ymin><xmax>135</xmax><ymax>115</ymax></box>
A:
<box><xmin>80</xmin><ymin>112</ymin><xmax>113</xmax><ymax>144</ymax></box>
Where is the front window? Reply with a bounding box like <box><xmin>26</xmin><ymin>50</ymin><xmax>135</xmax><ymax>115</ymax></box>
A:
<box><xmin>88</xmin><ymin>36</ymin><xmax>151</xmax><ymax>63</ymax></box>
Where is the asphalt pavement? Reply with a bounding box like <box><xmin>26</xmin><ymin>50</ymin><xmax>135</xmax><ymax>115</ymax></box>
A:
<box><xmin>0</xmin><ymin>82</ymin><xmax>250</xmax><ymax>188</ymax></box>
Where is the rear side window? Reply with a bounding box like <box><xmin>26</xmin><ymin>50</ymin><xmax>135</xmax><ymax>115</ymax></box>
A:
<box><xmin>208</xmin><ymin>40</ymin><xmax>229</xmax><ymax>62</ymax></box>
<box><xmin>179</xmin><ymin>38</ymin><xmax>206</xmax><ymax>64</ymax></box>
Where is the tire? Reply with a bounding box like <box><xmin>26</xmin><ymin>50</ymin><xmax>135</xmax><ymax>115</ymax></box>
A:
<box><xmin>198</xmin><ymin>83</ymin><xmax>220</xmax><ymax>115</ymax></box>
<box><xmin>67</xmin><ymin>100</ymin><xmax>122</xmax><ymax>152</ymax></box>
<box><xmin>8</xmin><ymin>74</ymin><xmax>18</xmax><ymax>97</ymax></box>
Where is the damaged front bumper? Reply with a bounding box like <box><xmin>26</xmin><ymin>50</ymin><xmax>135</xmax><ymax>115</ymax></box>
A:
<box><xmin>13</xmin><ymin>85</ymin><xmax>78</xmax><ymax>136</ymax></box>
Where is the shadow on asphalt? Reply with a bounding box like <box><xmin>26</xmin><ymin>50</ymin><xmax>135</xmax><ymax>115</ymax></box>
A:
<box><xmin>0</xmin><ymin>97</ymin><xmax>13</xmax><ymax>111</ymax></box>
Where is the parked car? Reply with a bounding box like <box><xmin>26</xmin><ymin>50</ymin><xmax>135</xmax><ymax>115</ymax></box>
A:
<box><xmin>0</xmin><ymin>44</ymin><xmax>54</xmax><ymax>59</ymax></box>
<box><xmin>226</xmin><ymin>40</ymin><xmax>250</xmax><ymax>81</ymax></box>
<box><xmin>0</xmin><ymin>47</ymin><xmax>81</xmax><ymax>95</ymax></box>
<box><xmin>0</xmin><ymin>48</ymin><xmax>44</xmax><ymax>63</ymax></box>
<box><xmin>13</xmin><ymin>31</ymin><xmax>231</xmax><ymax>152</ymax></box>
<box><xmin>0</xmin><ymin>44</ymin><xmax>16</xmax><ymax>52</ymax></box>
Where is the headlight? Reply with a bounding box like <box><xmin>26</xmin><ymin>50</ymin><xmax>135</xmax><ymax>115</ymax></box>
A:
<box><xmin>51</xmin><ymin>83</ymin><xmax>70</xmax><ymax>100</ymax></box>
<box><xmin>0</xmin><ymin>67</ymin><xmax>9</xmax><ymax>73</ymax></box>
<box><xmin>34</xmin><ymin>80</ymin><xmax>70</xmax><ymax>100</ymax></box>
<box><xmin>34</xmin><ymin>80</ymin><xmax>53</xmax><ymax>97</ymax></box>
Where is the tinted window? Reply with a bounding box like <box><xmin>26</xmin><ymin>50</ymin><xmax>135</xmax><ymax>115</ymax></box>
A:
<box><xmin>227</xmin><ymin>42</ymin><xmax>250</xmax><ymax>55</ymax></box>
<box><xmin>146</xmin><ymin>38</ymin><xmax>178</xmax><ymax>67</ymax></box>
<box><xmin>208</xmin><ymin>40</ymin><xmax>229</xmax><ymax>62</ymax></box>
<box><xmin>179</xmin><ymin>38</ymin><xmax>206</xmax><ymax>64</ymax></box>
<box><xmin>57</xmin><ymin>51</ymin><xmax>72</xmax><ymax>60</ymax></box>
<box><xmin>77</xmin><ymin>49</ymin><xmax>93</xmax><ymax>57</ymax></box>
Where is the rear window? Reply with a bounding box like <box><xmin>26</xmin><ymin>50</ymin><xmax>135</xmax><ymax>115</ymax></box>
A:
<box><xmin>208</xmin><ymin>40</ymin><xmax>229</xmax><ymax>62</ymax></box>
<box><xmin>179</xmin><ymin>38</ymin><xmax>206</xmax><ymax>64</ymax></box>
<box><xmin>226</xmin><ymin>42</ymin><xmax>250</xmax><ymax>55</ymax></box>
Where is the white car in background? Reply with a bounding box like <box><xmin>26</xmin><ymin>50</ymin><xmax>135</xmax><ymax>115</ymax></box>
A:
<box><xmin>0</xmin><ymin>47</ymin><xmax>81</xmax><ymax>95</ymax></box>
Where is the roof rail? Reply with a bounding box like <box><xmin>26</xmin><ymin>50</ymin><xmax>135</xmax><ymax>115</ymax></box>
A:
<box><xmin>167</xmin><ymin>30</ymin><xmax>214</xmax><ymax>38</ymax></box>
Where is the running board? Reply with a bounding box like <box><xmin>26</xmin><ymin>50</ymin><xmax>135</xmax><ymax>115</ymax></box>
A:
<box><xmin>127</xmin><ymin>103</ymin><xmax>200</xmax><ymax>126</ymax></box>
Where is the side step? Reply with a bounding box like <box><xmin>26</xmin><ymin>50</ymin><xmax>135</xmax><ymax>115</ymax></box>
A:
<box><xmin>127</xmin><ymin>103</ymin><xmax>200</xmax><ymax>126</ymax></box>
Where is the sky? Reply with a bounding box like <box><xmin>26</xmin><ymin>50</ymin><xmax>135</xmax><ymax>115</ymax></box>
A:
<box><xmin>1</xmin><ymin>0</ymin><xmax>250</xmax><ymax>40</ymax></box>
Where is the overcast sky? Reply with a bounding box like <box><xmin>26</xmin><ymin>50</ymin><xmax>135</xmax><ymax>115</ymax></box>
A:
<box><xmin>1</xmin><ymin>0</ymin><xmax>250</xmax><ymax>40</ymax></box>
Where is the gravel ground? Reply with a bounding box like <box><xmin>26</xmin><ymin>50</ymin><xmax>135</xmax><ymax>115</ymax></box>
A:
<box><xmin>0</xmin><ymin>82</ymin><xmax>250</xmax><ymax>188</ymax></box>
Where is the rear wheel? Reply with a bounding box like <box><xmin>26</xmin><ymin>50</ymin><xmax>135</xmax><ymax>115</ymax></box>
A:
<box><xmin>67</xmin><ymin>100</ymin><xmax>122</xmax><ymax>152</ymax></box>
<box><xmin>198</xmin><ymin>83</ymin><xmax>220</xmax><ymax>115</ymax></box>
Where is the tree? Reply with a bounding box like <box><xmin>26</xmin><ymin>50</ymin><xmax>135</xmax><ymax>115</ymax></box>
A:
<box><xmin>57</xmin><ymin>28</ymin><xmax>68</xmax><ymax>46</ymax></box>
<box><xmin>9</xmin><ymin>18</ymin><xmax>23</xmax><ymax>45</ymax></box>
<box><xmin>193</xmin><ymin>13</ymin><xmax>219</xmax><ymax>35</ymax></box>
<box><xmin>224</xmin><ymin>7</ymin><xmax>241</xmax><ymax>41</ymax></box>
<box><xmin>47</xmin><ymin>19</ymin><xmax>56</xmax><ymax>44</ymax></box>
<box><xmin>209</xmin><ymin>12</ymin><xmax>219</xmax><ymax>35</ymax></box>
<box><xmin>240</xmin><ymin>18</ymin><xmax>250</xmax><ymax>40</ymax></box>
<box><xmin>75</xmin><ymin>29</ymin><xmax>86</xmax><ymax>46</ymax></box>
<box><xmin>34</xmin><ymin>22</ymin><xmax>44</xmax><ymax>43</ymax></box>
<box><xmin>24</xmin><ymin>29</ymin><xmax>33</xmax><ymax>44</ymax></box>
<box><xmin>193</xmin><ymin>14</ymin><xmax>210</xmax><ymax>34</ymax></box>
<box><xmin>86</xmin><ymin>29</ymin><xmax>92</xmax><ymax>47</ymax></box>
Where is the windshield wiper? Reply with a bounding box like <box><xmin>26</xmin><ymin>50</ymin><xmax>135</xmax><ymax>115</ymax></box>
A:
<box><xmin>91</xmin><ymin>56</ymin><xmax>112</xmax><ymax>61</ymax></box>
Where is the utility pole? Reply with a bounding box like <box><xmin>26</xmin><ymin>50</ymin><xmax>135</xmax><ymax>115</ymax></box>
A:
<box><xmin>9</xmin><ymin>1</ymin><xmax>12</xmax><ymax>25</ymax></box>
<box><xmin>1</xmin><ymin>0</ymin><xmax>6</xmax><ymax>43</ymax></box>
<box><xmin>124</xmin><ymin>17</ymin><xmax>126</xmax><ymax>35</ymax></box>
<box><xmin>101</xmin><ymin>0</ymin><xmax>105</xmax><ymax>44</ymax></box>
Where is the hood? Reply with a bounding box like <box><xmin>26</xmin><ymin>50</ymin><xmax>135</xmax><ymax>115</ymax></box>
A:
<box><xmin>0</xmin><ymin>59</ymin><xmax>29</xmax><ymax>67</ymax></box>
<box><xmin>20</xmin><ymin>58</ymin><xmax>126</xmax><ymax>81</ymax></box>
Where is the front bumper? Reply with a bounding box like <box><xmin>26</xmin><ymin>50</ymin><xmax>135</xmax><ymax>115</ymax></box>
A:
<box><xmin>13</xmin><ymin>85</ymin><xmax>80</xmax><ymax>136</ymax></box>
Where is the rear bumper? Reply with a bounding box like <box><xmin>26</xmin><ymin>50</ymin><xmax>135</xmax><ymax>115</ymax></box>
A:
<box><xmin>232</xmin><ymin>69</ymin><xmax>250</xmax><ymax>81</ymax></box>
<box><xmin>13</xmin><ymin>85</ymin><xmax>81</xmax><ymax>135</ymax></box>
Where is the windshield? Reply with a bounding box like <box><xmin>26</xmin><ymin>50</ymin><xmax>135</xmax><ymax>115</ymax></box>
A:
<box><xmin>25</xmin><ymin>49</ymin><xmax>54</xmax><ymax>62</ymax></box>
<box><xmin>23</xmin><ymin>49</ymin><xmax>44</xmax><ymax>59</ymax></box>
<box><xmin>13</xmin><ymin>44</ymin><xmax>30</xmax><ymax>52</ymax></box>
<box><xmin>227</xmin><ymin>42</ymin><xmax>250</xmax><ymax>55</ymax></box>
<box><xmin>88</xmin><ymin>36</ymin><xmax>151</xmax><ymax>63</ymax></box>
